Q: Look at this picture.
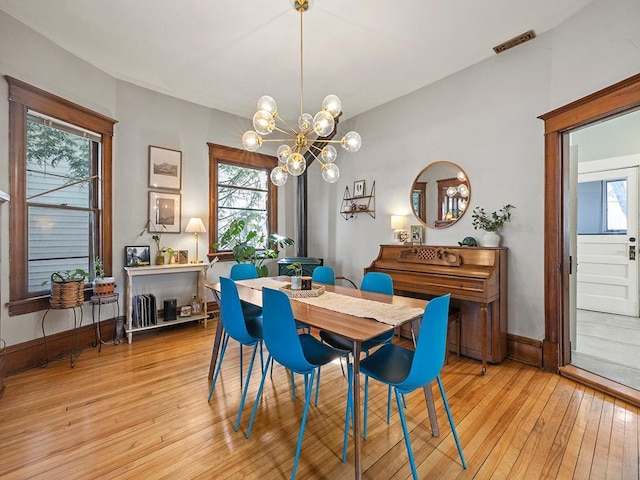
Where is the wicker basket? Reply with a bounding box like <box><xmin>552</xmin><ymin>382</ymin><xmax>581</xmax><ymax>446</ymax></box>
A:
<box><xmin>50</xmin><ymin>276</ymin><xmax>85</xmax><ymax>309</ymax></box>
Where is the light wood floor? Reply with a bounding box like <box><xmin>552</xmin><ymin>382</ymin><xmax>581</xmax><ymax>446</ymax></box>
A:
<box><xmin>1</xmin><ymin>320</ymin><xmax>639</xmax><ymax>479</ymax></box>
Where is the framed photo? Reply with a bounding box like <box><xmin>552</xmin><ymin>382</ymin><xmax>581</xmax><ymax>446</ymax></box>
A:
<box><xmin>180</xmin><ymin>305</ymin><xmax>192</xmax><ymax>317</ymax></box>
<box><xmin>178</xmin><ymin>250</ymin><xmax>189</xmax><ymax>264</ymax></box>
<box><xmin>148</xmin><ymin>190</ymin><xmax>181</xmax><ymax>233</ymax></box>
<box><xmin>353</xmin><ymin>179</ymin><xmax>366</xmax><ymax>197</ymax></box>
<box><xmin>125</xmin><ymin>245</ymin><xmax>150</xmax><ymax>267</ymax></box>
<box><xmin>149</xmin><ymin>145</ymin><xmax>182</xmax><ymax>191</ymax></box>
<box><xmin>410</xmin><ymin>225</ymin><xmax>423</xmax><ymax>244</ymax></box>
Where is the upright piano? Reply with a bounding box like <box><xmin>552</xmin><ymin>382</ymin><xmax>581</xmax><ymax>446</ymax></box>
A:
<box><xmin>365</xmin><ymin>244</ymin><xmax>507</xmax><ymax>373</ymax></box>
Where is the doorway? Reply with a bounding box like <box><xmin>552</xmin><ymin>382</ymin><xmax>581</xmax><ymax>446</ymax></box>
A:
<box><xmin>540</xmin><ymin>73</ymin><xmax>640</xmax><ymax>399</ymax></box>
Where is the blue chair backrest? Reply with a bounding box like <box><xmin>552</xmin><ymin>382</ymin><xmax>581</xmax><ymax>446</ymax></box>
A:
<box><xmin>311</xmin><ymin>266</ymin><xmax>336</xmax><ymax>285</ymax></box>
<box><xmin>361</xmin><ymin>272</ymin><xmax>394</xmax><ymax>295</ymax></box>
<box><xmin>230</xmin><ymin>263</ymin><xmax>259</xmax><ymax>281</ymax></box>
<box><xmin>262</xmin><ymin>287</ymin><xmax>315</xmax><ymax>374</ymax></box>
<box><xmin>398</xmin><ymin>294</ymin><xmax>451</xmax><ymax>392</ymax></box>
<box><xmin>220</xmin><ymin>277</ymin><xmax>260</xmax><ymax>344</ymax></box>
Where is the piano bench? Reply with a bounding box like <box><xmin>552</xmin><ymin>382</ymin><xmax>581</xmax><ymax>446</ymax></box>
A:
<box><xmin>447</xmin><ymin>307</ymin><xmax>462</xmax><ymax>364</ymax></box>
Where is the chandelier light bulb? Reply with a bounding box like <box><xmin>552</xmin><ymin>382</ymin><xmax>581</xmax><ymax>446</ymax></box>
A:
<box><xmin>298</xmin><ymin>113</ymin><xmax>313</xmax><ymax>132</ymax></box>
<box><xmin>322</xmin><ymin>95</ymin><xmax>342</xmax><ymax>118</ymax></box>
<box><xmin>321</xmin><ymin>145</ymin><xmax>337</xmax><ymax>163</ymax></box>
<box><xmin>257</xmin><ymin>95</ymin><xmax>277</xmax><ymax>116</ymax></box>
<box><xmin>458</xmin><ymin>184</ymin><xmax>469</xmax><ymax>198</ymax></box>
<box><xmin>277</xmin><ymin>144</ymin><xmax>292</xmax><ymax>164</ymax></box>
<box><xmin>286</xmin><ymin>152</ymin><xmax>306</xmax><ymax>176</ymax></box>
<box><xmin>242</xmin><ymin>131</ymin><xmax>262</xmax><ymax>151</ymax></box>
<box><xmin>313</xmin><ymin>110</ymin><xmax>335</xmax><ymax>137</ymax></box>
<box><xmin>457</xmin><ymin>171</ymin><xmax>467</xmax><ymax>182</ymax></box>
<box><xmin>321</xmin><ymin>162</ymin><xmax>340</xmax><ymax>183</ymax></box>
<box><xmin>270</xmin><ymin>165</ymin><xmax>289</xmax><ymax>186</ymax></box>
<box><xmin>253</xmin><ymin>110</ymin><xmax>275</xmax><ymax>135</ymax></box>
<box><xmin>341</xmin><ymin>131</ymin><xmax>362</xmax><ymax>152</ymax></box>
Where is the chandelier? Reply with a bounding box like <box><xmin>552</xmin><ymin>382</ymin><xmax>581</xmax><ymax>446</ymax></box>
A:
<box><xmin>241</xmin><ymin>0</ymin><xmax>362</xmax><ymax>186</ymax></box>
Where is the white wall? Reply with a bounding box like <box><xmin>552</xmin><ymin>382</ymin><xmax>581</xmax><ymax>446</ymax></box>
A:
<box><xmin>1</xmin><ymin>0</ymin><xmax>639</xmax><ymax>346</ymax></box>
<box><xmin>308</xmin><ymin>0</ymin><xmax>640</xmax><ymax>341</ymax></box>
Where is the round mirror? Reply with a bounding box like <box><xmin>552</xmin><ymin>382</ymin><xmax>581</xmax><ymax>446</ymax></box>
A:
<box><xmin>411</xmin><ymin>161</ymin><xmax>471</xmax><ymax>229</ymax></box>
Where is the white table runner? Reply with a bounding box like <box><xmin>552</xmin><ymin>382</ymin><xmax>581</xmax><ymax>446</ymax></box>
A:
<box><xmin>236</xmin><ymin>277</ymin><xmax>424</xmax><ymax>327</ymax></box>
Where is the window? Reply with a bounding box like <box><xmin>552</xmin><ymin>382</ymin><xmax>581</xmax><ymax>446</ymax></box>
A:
<box><xmin>207</xmin><ymin>143</ymin><xmax>278</xmax><ymax>260</ymax></box>
<box><xmin>6</xmin><ymin>77</ymin><xmax>117</xmax><ymax>315</ymax></box>
<box><xmin>577</xmin><ymin>178</ymin><xmax>627</xmax><ymax>234</ymax></box>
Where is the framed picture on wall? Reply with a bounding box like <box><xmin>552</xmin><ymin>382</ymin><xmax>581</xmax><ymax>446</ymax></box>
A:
<box><xmin>353</xmin><ymin>180</ymin><xmax>366</xmax><ymax>197</ymax></box>
<box><xmin>410</xmin><ymin>225</ymin><xmax>423</xmax><ymax>244</ymax></box>
<box><xmin>149</xmin><ymin>145</ymin><xmax>182</xmax><ymax>191</ymax></box>
<box><xmin>148</xmin><ymin>190</ymin><xmax>181</xmax><ymax>233</ymax></box>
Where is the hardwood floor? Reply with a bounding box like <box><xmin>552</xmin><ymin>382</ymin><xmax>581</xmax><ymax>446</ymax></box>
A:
<box><xmin>0</xmin><ymin>320</ymin><xmax>638</xmax><ymax>479</ymax></box>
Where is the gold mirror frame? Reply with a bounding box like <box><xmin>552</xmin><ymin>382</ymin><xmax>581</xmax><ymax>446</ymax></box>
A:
<box><xmin>411</xmin><ymin>161</ymin><xmax>471</xmax><ymax>229</ymax></box>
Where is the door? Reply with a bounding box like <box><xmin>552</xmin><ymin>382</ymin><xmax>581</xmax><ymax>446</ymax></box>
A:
<box><xmin>576</xmin><ymin>167</ymin><xmax>638</xmax><ymax>316</ymax></box>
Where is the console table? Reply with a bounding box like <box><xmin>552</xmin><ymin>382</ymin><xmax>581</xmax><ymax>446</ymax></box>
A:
<box><xmin>124</xmin><ymin>264</ymin><xmax>208</xmax><ymax>343</ymax></box>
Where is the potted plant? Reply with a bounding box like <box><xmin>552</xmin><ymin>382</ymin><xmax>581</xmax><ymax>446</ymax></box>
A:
<box><xmin>92</xmin><ymin>256</ymin><xmax>115</xmax><ymax>297</ymax></box>
<box><xmin>214</xmin><ymin>219</ymin><xmax>294</xmax><ymax>277</ymax></box>
<box><xmin>45</xmin><ymin>269</ymin><xmax>88</xmax><ymax>309</ymax></box>
<box><xmin>286</xmin><ymin>261</ymin><xmax>303</xmax><ymax>290</ymax></box>
<box><xmin>139</xmin><ymin>220</ymin><xmax>169</xmax><ymax>265</ymax></box>
<box><xmin>471</xmin><ymin>204</ymin><xmax>515</xmax><ymax>247</ymax></box>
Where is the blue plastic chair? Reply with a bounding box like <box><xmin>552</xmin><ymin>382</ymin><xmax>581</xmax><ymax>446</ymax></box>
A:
<box><xmin>246</xmin><ymin>287</ymin><xmax>350</xmax><ymax>479</ymax></box>
<box><xmin>208</xmin><ymin>277</ymin><xmax>263</xmax><ymax>433</ymax></box>
<box><xmin>311</xmin><ymin>266</ymin><xmax>336</xmax><ymax>285</ymax></box>
<box><xmin>320</xmin><ymin>271</ymin><xmax>396</xmax><ymax>438</ymax></box>
<box><xmin>358</xmin><ymin>294</ymin><xmax>466</xmax><ymax>478</ymax></box>
<box><xmin>230</xmin><ymin>263</ymin><xmax>260</xmax><ymax>281</ymax></box>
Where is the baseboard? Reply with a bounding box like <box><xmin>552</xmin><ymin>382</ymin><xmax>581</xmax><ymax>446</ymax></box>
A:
<box><xmin>0</xmin><ymin>317</ymin><xmax>118</xmax><ymax>377</ymax></box>
<box><xmin>507</xmin><ymin>333</ymin><xmax>543</xmax><ymax>368</ymax></box>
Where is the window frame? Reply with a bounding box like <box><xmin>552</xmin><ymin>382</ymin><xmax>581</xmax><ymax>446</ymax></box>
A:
<box><xmin>6</xmin><ymin>76</ymin><xmax>117</xmax><ymax>316</ymax></box>
<box><xmin>207</xmin><ymin>143</ymin><xmax>278</xmax><ymax>262</ymax></box>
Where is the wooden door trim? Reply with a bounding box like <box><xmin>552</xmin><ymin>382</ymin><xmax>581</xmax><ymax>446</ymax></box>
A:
<box><xmin>539</xmin><ymin>73</ymin><xmax>640</xmax><ymax>372</ymax></box>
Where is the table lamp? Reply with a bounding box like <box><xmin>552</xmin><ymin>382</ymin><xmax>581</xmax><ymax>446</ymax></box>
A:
<box><xmin>391</xmin><ymin>215</ymin><xmax>408</xmax><ymax>243</ymax></box>
<box><xmin>185</xmin><ymin>217</ymin><xmax>206</xmax><ymax>263</ymax></box>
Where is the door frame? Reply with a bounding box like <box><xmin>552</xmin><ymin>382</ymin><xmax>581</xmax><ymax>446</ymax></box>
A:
<box><xmin>539</xmin><ymin>73</ymin><xmax>640</xmax><ymax>371</ymax></box>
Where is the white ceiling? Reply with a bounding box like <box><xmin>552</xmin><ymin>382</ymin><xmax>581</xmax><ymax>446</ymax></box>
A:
<box><xmin>0</xmin><ymin>0</ymin><xmax>594</xmax><ymax>122</ymax></box>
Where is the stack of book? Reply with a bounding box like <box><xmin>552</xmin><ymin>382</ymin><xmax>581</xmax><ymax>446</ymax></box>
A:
<box><xmin>132</xmin><ymin>294</ymin><xmax>157</xmax><ymax>328</ymax></box>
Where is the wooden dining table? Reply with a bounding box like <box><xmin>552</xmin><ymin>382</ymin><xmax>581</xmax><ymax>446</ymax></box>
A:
<box><xmin>206</xmin><ymin>277</ymin><xmax>440</xmax><ymax>479</ymax></box>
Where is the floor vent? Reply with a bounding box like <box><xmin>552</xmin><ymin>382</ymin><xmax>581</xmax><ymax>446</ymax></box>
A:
<box><xmin>493</xmin><ymin>30</ymin><xmax>536</xmax><ymax>54</ymax></box>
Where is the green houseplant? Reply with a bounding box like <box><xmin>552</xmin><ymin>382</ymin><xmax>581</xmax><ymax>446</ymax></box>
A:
<box><xmin>92</xmin><ymin>256</ymin><xmax>115</xmax><ymax>297</ymax></box>
<box><xmin>471</xmin><ymin>204</ymin><xmax>515</xmax><ymax>247</ymax></box>
<box><xmin>214</xmin><ymin>219</ymin><xmax>294</xmax><ymax>277</ymax></box>
<box><xmin>286</xmin><ymin>261</ymin><xmax>303</xmax><ymax>290</ymax></box>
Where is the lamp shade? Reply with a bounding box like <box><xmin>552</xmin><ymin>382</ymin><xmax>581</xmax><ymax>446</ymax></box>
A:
<box><xmin>391</xmin><ymin>215</ymin><xmax>406</xmax><ymax>230</ymax></box>
<box><xmin>185</xmin><ymin>217</ymin><xmax>206</xmax><ymax>233</ymax></box>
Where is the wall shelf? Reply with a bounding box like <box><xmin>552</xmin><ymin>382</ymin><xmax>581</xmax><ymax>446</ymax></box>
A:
<box><xmin>341</xmin><ymin>181</ymin><xmax>375</xmax><ymax>220</ymax></box>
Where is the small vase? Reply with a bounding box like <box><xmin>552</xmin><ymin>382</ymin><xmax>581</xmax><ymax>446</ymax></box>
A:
<box><xmin>291</xmin><ymin>276</ymin><xmax>302</xmax><ymax>290</ymax></box>
<box><xmin>155</xmin><ymin>253</ymin><xmax>165</xmax><ymax>265</ymax></box>
<box><xmin>481</xmin><ymin>231</ymin><xmax>501</xmax><ymax>247</ymax></box>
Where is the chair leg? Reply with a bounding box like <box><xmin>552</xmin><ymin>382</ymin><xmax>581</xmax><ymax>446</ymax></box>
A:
<box><xmin>436</xmin><ymin>375</ymin><xmax>467</xmax><ymax>468</ymax></box>
<box><xmin>394</xmin><ymin>388</ymin><xmax>419</xmax><ymax>480</ymax></box>
<box><xmin>235</xmin><ymin>342</ymin><xmax>260</xmax><ymax>432</ymax></box>
<box><xmin>386</xmin><ymin>385</ymin><xmax>392</xmax><ymax>424</ymax></box>
<box><xmin>292</xmin><ymin>369</ymin><xmax>315</xmax><ymax>479</ymax></box>
<box><xmin>290</xmin><ymin>370</ymin><xmax>297</xmax><ymax>401</ymax></box>
<box><xmin>342</xmin><ymin>361</ymin><xmax>353</xmax><ymax>463</ymax></box>
<box><xmin>246</xmin><ymin>355</ymin><xmax>273</xmax><ymax>439</ymax></box>
<box><xmin>239</xmin><ymin>344</ymin><xmax>243</xmax><ymax>387</ymax></box>
<box><xmin>314</xmin><ymin>366</ymin><xmax>321</xmax><ymax>406</ymax></box>
<box><xmin>208</xmin><ymin>333</ymin><xmax>230</xmax><ymax>401</ymax></box>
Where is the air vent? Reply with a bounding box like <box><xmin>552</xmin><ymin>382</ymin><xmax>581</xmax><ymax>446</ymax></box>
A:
<box><xmin>493</xmin><ymin>30</ymin><xmax>536</xmax><ymax>54</ymax></box>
